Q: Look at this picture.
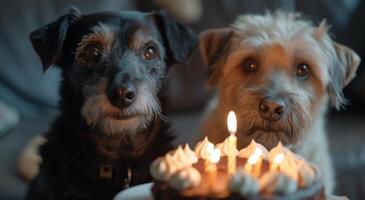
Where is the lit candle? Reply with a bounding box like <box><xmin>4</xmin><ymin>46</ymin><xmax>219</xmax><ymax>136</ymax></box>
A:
<box><xmin>268</xmin><ymin>142</ymin><xmax>299</xmax><ymax>181</ymax></box>
<box><xmin>206</xmin><ymin>148</ymin><xmax>221</xmax><ymax>190</ymax></box>
<box><xmin>227</xmin><ymin>111</ymin><xmax>237</xmax><ymax>174</ymax></box>
<box><xmin>204</xmin><ymin>143</ymin><xmax>215</xmax><ymax>172</ymax></box>
<box><xmin>270</xmin><ymin>153</ymin><xmax>284</xmax><ymax>172</ymax></box>
<box><xmin>252</xmin><ymin>148</ymin><xmax>263</xmax><ymax>177</ymax></box>
<box><xmin>244</xmin><ymin>153</ymin><xmax>258</xmax><ymax>173</ymax></box>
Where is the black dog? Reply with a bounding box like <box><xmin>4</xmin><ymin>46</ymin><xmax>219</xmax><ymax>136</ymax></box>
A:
<box><xmin>26</xmin><ymin>7</ymin><xmax>197</xmax><ymax>200</ymax></box>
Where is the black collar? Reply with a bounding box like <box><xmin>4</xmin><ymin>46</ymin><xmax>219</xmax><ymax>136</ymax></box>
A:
<box><xmin>87</xmin><ymin>158</ymin><xmax>133</xmax><ymax>190</ymax></box>
<box><xmin>98</xmin><ymin>162</ymin><xmax>132</xmax><ymax>189</ymax></box>
<box><xmin>72</xmin><ymin>118</ymin><xmax>165</xmax><ymax>189</ymax></box>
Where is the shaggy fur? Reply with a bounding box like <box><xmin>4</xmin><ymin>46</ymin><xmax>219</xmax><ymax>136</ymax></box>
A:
<box><xmin>26</xmin><ymin>7</ymin><xmax>197</xmax><ymax>200</ymax></box>
<box><xmin>200</xmin><ymin>12</ymin><xmax>360</xmax><ymax>193</ymax></box>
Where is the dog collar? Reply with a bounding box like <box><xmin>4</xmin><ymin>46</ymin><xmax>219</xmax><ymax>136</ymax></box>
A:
<box><xmin>97</xmin><ymin>162</ymin><xmax>132</xmax><ymax>189</ymax></box>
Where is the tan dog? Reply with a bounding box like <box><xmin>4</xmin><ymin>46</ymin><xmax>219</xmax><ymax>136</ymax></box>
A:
<box><xmin>200</xmin><ymin>12</ymin><xmax>360</xmax><ymax>193</ymax></box>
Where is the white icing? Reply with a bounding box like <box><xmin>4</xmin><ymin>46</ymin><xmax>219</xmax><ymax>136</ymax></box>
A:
<box><xmin>229</xmin><ymin>169</ymin><xmax>259</xmax><ymax>195</ymax></box>
<box><xmin>268</xmin><ymin>142</ymin><xmax>317</xmax><ymax>186</ymax></box>
<box><xmin>150</xmin><ymin>145</ymin><xmax>200</xmax><ymax>185</ymax></box>
<box><xmin>194</xmin><ymin>137</ymin><xmax>215</xmax><ymax>159</ymax></box>
<box><xmin>297</xmin><ymin>161</ymin><xmax>317</xmax><ymax>188</ymax></box>
<box><xmin>238</xmin><ymin>140</ymin><xmax>268</xmax><ymax>159</ymax></box>
<box><xmin>171</xmin><ymin>146</ymin><xmax>192</xmax><ymax>169</ymax></box>
<box><xmin>183</xmin><ymin>143</ymin><xmax>198</xmax><ymax>164</ymax></box>
<box><xmin>268</xmin><ymin>142</ymin><xmax>292</xmax><ymax>162</ymax></box>
<box><xmin>216</xmin><ymin>138</ymin><xmax>238</xmax><ymax>156</ymax></box>
<box><xmin>150</xmin><ymin>154</ymin><xmax>178</xmax><ymax>181</ymax></box>
<box><xmin>259</xmin><ymin>171</ymin><xmax>298</xmax><ymax>195</ymax></box>
<box><xmin>169</xmin><ymin>167</ymin><xmax>201</xmax><ymax>190</ymax></box>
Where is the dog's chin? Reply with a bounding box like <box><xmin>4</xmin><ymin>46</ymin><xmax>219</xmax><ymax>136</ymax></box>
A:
<box><xmin>107</xmin><ymin>112</ymin><xmax>141</xmax><ymax>121</ymax></box>
<box><xmin>108</xmin><ymin>103</ymin><xmax>155</xmax><ymax>122</ymax></box>
<box><xmin>83</xmin><ymin>106</ymin><xmax>154</xmax><ymax>135</ymax></box>
<box><xmin>100</xmin><ymin>113</ymin><xmax>152</xmax><ymax>135</ymax></box>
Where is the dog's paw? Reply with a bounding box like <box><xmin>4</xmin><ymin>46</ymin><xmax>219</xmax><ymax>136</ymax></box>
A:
<box><xmin>17</xmin><ymin>135</ymin><xmax>46</xmax><ymax>182</ymax></box>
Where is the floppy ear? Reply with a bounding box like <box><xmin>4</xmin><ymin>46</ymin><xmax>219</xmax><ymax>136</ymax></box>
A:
<box><xmin>199</xmin><ymin>28</ymin><xmax>234</xmax><ymax>85</ymax></box>
<box><xmin>328</xmin><ymin>42</ymin><xmax>361</xmax><ymax>110</ymax></box>
<box><xmin>30</xmin><ymin>7</ymin><xmax>81</xmax><ymax>71</ymax></box>
<box><xmin>152</xmin><ymin>10</ymin><xmax>198</xmax><ymax>66</ymax></box>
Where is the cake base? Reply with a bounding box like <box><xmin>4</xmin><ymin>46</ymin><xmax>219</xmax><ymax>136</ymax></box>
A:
<box><xmin>152</xmin><ymin>181</ymin><xmax>324</xmax><ymax>200</ymax></box>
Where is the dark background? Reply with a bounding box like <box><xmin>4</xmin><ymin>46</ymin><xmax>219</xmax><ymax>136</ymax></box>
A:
<box><xmin>0</xmin><ymin>0</ymin><xmax>364</xmax><ymax>199</ymax></box>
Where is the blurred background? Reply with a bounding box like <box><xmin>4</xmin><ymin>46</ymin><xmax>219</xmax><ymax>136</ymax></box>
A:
<box><xmin>0</xmin><ymin>0</ymin><xmax>364</xmax><ymax>199</ymax></box>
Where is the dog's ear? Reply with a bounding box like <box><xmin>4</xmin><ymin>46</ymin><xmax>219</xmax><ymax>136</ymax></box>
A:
<box><xmin>328</xmin><ymin>42</ymin><xmax>361</xmax><ymax>110</ymax></box>
<box><xmin>152</xmin><ymin>10</ymin><xmax>198</xmax><ymax>66</ymax></box>
<box><xmin>30</xmin><ymin>7</ymin><xmax>81</xmax><ymax>71</ymax></box>
<box><xmin>199</xmin><ymin>28</ymin><xmax>234</xmax><ymax>85</ymax></box>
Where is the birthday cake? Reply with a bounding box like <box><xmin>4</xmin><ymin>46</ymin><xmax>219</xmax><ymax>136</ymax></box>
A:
<box><xmin>150</xmin><ymin>139</ymin><xmax>324</xmax><ymax>200</ymax></box>
<box><xmin>150</xmin><ymin>111</ymin><xmax>324</xmax><ymax>200</ymax></box>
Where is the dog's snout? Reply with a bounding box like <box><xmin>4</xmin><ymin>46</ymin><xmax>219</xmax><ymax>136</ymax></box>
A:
<box><xmin>259</xmin><ymin>97</ymin><xmax>286</xmax><ymax>121</ymax></box>
<box><xmin>109</xmin><ymin>83</ymin><xmax>137</xmax><ymax>107</ymax></box>
<box><xmin>118</xmin><ymin>84</ymin><xmax>137</xmax><ymax>105</ymax></box>
<box><xmin>108</xmin><ymin>73</ymin><xmax>138</xmax><ymax>107</ymax></box>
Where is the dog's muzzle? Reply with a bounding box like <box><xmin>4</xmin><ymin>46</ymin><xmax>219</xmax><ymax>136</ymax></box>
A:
<box><xmin>258</xmin><ymin>97</ymin><xmax>287</xmax><ymax>121</ymax></box>
<box><xmin>107</xmin><ymin>73</ymin><xmax>137</xmax><ymax>108</ymax></box>
<box><xmin>108</xmin><ymin>82</ymin><xmax>137</xmax><ymax>108</ymax></box>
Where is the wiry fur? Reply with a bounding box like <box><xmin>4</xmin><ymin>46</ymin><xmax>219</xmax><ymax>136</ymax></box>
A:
<box><xmin>26</xmin><ymin>8</ymin><xmax>198</xmax><ymax>200</ymax></box>
<box><xmin>200</xmin><ymin>12</ymin><xmax>360</xmax><ymax>194</ymax></box>
<box><xmin>81</xmin><ymin>78</ymin><xmax>163</xmax><ymax>135</ymax></box>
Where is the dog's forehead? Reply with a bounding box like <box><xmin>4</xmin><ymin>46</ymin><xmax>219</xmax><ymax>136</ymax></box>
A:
<box><xmin>229</xmin><ymin>13</ymin><xmax>335</xmax><ymax>86</ymax></box>
<box><xmin>70</xmin><ymin>11</ymin><xmax>159</xmax><ymax>46</ymax></box>
<box><xmin>79</xmin><ymin>11</ymin><xmax>150</xmax><ymax>29</ymax></box>
<box><xmin>231</xmin><ymin>12</ymin><xmax>324</xmax><ymax>57</ymax></box>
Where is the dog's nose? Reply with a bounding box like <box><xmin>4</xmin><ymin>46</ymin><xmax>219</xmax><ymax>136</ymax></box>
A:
<box><xmin>108</xmin><ymin>84</ymin><xmax>137</xmax><ymax>107</ymax></box>
<box><xmin>259</xmin><ymin>97</ymin><xmax>286</xmax><ymax>121</ymax></box>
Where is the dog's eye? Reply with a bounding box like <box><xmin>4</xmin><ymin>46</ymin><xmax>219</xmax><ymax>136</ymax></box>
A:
<box><xmin>143</xmin><ymin>46</ymin><xmax>157</xmax><ymax>60</ymax></box>
<box><xmin>296</xmin><ymin>63</ymin><xmax>310</xmax><ymax>79</ymax></box>
<box><xmin>242</xmin><ymin>58</ymin><xmax>258</xmax><ymax>73</ymax></box>
<box><xmin>83</xmin><ymin>44</ymin><xmax>102</xmax><ymax>62</ymax></box>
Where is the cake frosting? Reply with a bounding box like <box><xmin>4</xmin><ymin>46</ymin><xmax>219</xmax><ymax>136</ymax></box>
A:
<box><xmin>267</xmin><ymin>142</ymin><xmax>291</xmax><ymax>162</ymax></box>
<box><xmin>259</xmin><ymin>171</ymin><xmax>298</xmax><ymax>195</ymax></box>
<box><xmin>194</xmin><ymin>137</ymin><xmax>215</xmax><ymax>159</ymax></box>
<box><xmin>238</xmin><ymin>140</ymin><xmax>269</xmax><ymax>159</ymax></box>
<box><xmin>183</xmin><ymin>144</ymin><xmax>198</xmax><ymax>164</ymax></box>
<box><xmin>267</xmin><ymin>142</ymin><xmax>317</xmax><ymax>187</ymax></box>
<box><xmin>169</xmin><ymin>167</ymin><xmax>202</xmax><ymax>190</ymax></box>
<box><xmin>297</xmin><ymin>161</ymin><xmax>317</xmax><ymax>188</ymax></box>
<box><xmin>151</xmin><ymin>144</ymin><xmax>199</xmax><ymax>184</ymax></box>
<box><xmin>150</xmin><ymin>154</ymin><xmax>179</xmax><ymax>181</ymax></box>
<box><xmin>171</xmin><ymin>146</ymin><xmax>195</xmax><ymax>168</ymax></box>
<box><xmin>229</xmin><ymin>169</ymin><xmax>259</xmax><ymax>195</ymax></box>
<box><xmin>216</xmin><ymin>138</ymin><xmax>239</xmax><ymax>156</ymax></box>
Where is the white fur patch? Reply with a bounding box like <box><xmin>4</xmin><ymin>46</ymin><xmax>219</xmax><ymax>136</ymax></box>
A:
<box><xmin>81</xmin><ymin>79</ymin><xmax>161</xmax><ymax>135</ymax></box>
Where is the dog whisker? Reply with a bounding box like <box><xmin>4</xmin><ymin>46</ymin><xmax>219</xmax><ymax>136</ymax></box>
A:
<box><xmin>158</xmin><ymin>114</ymin><xmax>168</xmax><ymax>122</ymax></box>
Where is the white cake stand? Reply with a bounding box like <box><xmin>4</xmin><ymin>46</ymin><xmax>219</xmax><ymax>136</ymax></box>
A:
<box><xmin>113</xmin><ymin>182</ymin><xmax>347</xmax><ymax>200</ymax></box>
<box><xmin>113</xmin><ymin>183</ymin><xmax>153</xmax><ymax>200</ymax></box>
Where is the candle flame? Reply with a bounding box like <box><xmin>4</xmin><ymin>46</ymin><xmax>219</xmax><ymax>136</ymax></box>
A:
<box><xmin>247</xmin><ymin>154</ymin><xmax>259</xmax><ymax>165</ymax></box>
<box><xmin>273</xmin><ymin>153</ymin><xmax>284</xmax><ymax>164</ymax></box>
<box><xmin>227</xmin><ymin>111</ymin><xmax>237</xmax><ymax>135</ymax></box>
<box><xmin>210</xmin><ymin>149</ymin><xmax>221</xmax><ymax>164</ymax></box>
